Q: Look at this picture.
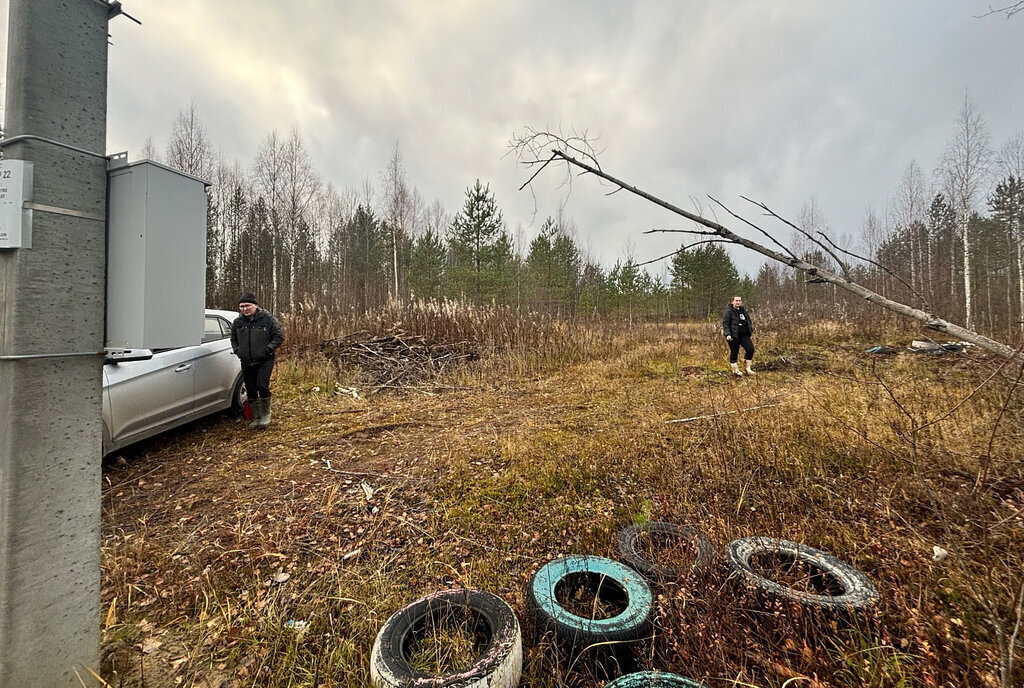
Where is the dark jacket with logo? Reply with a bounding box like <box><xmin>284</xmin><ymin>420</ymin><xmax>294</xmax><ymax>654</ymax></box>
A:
<box><xmin>231</xmin><ymin>308</ymin><xmax>285</xmax><ymax>364</ymax></box>
<box><xmin>722</xmin><ymin>305</ymin><xmax>753</xmax><ymax>339</ymax></box>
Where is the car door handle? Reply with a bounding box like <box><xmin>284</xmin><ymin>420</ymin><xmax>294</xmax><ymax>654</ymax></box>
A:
<box><xmin>174</xmin><ymin>364</ymin><xmax>192</xmax><ymax>372</ymax></box>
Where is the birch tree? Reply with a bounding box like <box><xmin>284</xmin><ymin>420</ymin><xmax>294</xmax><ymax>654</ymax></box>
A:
<box><xmin>280</xmin><ymin>130</ymin><xmax>320</xmax><ymax>311</ymax></box>
<box><xmin>381</xmin><ymin>143</ymin><xmax>411</xmax><ymax>301</ymax></box>
<box><xmin>937</xmin><ymin>94</ymin><xmax>993</xmax><ymax>331</ymax></box>
<box><xmin>165</xmin><ymin>102</ymin><xmax>214</xmax><ymax>180</ymax></box>
<box><xmin>139</xmin><ymin>136</ymin><xmax>159</xmax><ymax>163</ymax></box>
<box><xmin>891</xmin><ymin>160</ymin><xmax>930</xmax><ymax>299</ymax></box>
<box><xmin>252</xmin><ymin>132</ymin><xmax>285</xmax><ymax>311</ymax></box>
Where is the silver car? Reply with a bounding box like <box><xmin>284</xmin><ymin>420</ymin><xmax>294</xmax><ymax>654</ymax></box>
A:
<box><xmin>102</xmin><ymin>309</ymin><xmax>246</xmax><ymax>455</ymax></box>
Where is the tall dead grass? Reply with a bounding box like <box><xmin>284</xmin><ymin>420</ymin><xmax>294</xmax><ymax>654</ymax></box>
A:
<box><xmin>282</xmin><ymin>297</ymin><xmax>655</xmax><ymax>381</ymax></box>
<box><xmin>99</xmin><ymin>309</ymin><xmax>1023</xmax><ymax>688</ymax></box>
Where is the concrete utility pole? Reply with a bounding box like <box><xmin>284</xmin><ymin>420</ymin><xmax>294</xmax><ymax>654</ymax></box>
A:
<box><xmin>1</xmin><ymin>1</ymin><xmax>110</xmax><ymax>684</ymax></box>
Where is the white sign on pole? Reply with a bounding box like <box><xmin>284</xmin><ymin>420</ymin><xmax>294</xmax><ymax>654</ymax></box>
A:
<box><xmin>0</xmin><ymin>160</ymin><xmax>34</xmax><ymax>249</ymax></box>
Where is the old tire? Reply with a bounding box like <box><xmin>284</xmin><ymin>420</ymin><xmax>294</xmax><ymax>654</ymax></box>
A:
<box><xmin>370</xmin><ymin>589</ymin><xmax>522</xmax><ymax>688</ymax></box>
<box><xmin>604</xmin><ymin>671</ymin><xmax>705</xmax><ymax>687</ymax></box>
<box><xmin>725</xmin><ymin>537</ymin><xmax>878</xmax><ymax>611</ymax></box>
<box><xmin>616</xmin><ymin>522</ymin><xmax>716</xmax><ymax>580</ymax></box>
<box><xmin>530</xmin><ymin>555</ymin><xmax>653</xmax><ymax>652</ymax></box>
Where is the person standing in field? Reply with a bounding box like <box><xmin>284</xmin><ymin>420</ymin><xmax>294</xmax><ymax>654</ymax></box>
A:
<box><xmin>230</xmin><ymin>293</ymin><xmax>285</xmax><ymax>428</ymax></box>
<box><xmin>722</xmin><ymin>295</ymin><xmax>755</xmax><ymax>377</ymax></box>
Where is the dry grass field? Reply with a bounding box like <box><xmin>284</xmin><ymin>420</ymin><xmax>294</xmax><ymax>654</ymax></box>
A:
<box><xmin>98</xmin><ymin>310</ymin><xmax>1024</xmax><ymax>688</ymax></box>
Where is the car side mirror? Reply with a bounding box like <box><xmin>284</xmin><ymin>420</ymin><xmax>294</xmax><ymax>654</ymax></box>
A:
<box><xmin>104</xmin><ymin>348</ymin><xmax>154</xmax><ymax>364</ymax></box>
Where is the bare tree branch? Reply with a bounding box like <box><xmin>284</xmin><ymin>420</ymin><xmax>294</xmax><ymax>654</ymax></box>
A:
<box><xmin>741</xmin><ymin>196</ymin><xmax>852</xmax><ymax>278</ymax></box>
<box><xmin>517</xmin><ymin>152</ymin><xmax>557</xmax><ymax>192</ymax></box>
<box><xmin>708</xmin><ymin>194</ymin><xmax>800</xmax><ymax>262</ymax></box>
<box><xmin>635</xmin><ymin>239</ymin><xmax>731</xmax><ymax>268</ymax></box>
<box><xmin>976</xmin><ymin>2</ymin><xmax>1024</xmax><ymax>18</ymax></box>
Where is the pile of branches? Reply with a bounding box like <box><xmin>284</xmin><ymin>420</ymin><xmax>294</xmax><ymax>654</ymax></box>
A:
<box><xmin>319</xmin><ymin>331</ymin><xmax>479</xmax><ymax>388</ymax></box>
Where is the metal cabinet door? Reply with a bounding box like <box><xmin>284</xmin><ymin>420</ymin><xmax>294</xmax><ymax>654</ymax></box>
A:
<box><xmin>104</xmin><ymin>346</ymin><xmax>196</xmax><ymax>444</ymax></box>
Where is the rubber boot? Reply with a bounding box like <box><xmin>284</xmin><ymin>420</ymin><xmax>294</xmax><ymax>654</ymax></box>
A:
<box><xmin>247</xmin><ymin>399</ymin><xmax>263</xmax><ymax>428</ymax></box>
<box><xmin>258</xmin><ymin>397</ymin><xmax>272</xmax><ymax>428</ymax></box>
<box><xmin>745</xmin><ymin>360</ymin><xmax>756</xmax><ymax>376</ymax></box>
<box><xmin>730</xmin><ymin>362</ymin><xmax>744</xmax><ymax>377</ymax></box>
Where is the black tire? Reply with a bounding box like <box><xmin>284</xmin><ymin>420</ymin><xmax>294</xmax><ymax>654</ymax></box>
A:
<box><xmin>230</xmin><ymin>375</ymin><xmax>246</xmax><ymax>416</ymax></box>
<box><xmin>616</xmin><ymin>522</ymin><xmax>716</xmax><ymax>580</ymax></box>
<box><xmin>725</xmin><ymin>537</ymin><xmax>878</xmax><ymax>612</ymax></box>
<box><xmin>604</xmin><ymin>671</ymin><xmax>705</xmax><ymax>687</ymax></box>
<box><xmin>530</xmin><ymin>555</ymin><xmax>653</xmax><ymax>653</ymax></box>
<box><xmin>370</xmin><ymin>589</ymin><xmax>522</xmax><ymax>688</ymax></box>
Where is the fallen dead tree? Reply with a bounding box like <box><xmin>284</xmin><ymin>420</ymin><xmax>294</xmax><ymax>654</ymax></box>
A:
<box><xmin>511</xmin><ymin>128</ymin><xmax>1024</xmax><ymax>361</ymax></box>
<box><xmin>319</xmin><ymin>331</ymin><xmax>479</xmax><ymax>388</ymax></box>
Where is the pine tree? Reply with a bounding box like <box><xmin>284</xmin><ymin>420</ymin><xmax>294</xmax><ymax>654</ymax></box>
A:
<box><xmin>578</xmin><ymin>260</ymin><xmax>607</xmax><ymax>316</ymax></box>
<box><xmin>669</xmin><ymin>243</ymin><xmax>740</xmax><ymax>318</ymax></box>
<box><xmin>448</xmin><ymin>180</ymin><xmax>504</xmax><ymax>304</ymax></box>
<box><xmin>550</xmin><ymin>229</ymin><xmax>582</xmax><ymax>315</ymax></box>
<box><xmin>989</xmin><ymin>176</ymin><xmax>1024</xmax><ymax>332</ymax></box>
<box><xmin>408</xmin><ymin>229</ymin><xmax>448</xmax><ymax>300</ymax></box>
<box><xmin>526</xmin><ymin>218</ymin><xmax>557</xmax><ymax>311</ymax></box>
<box><xmin>609</xmin><ymin>258</ymin><xmax>645</xmax><ymax>322</ymax></box>
<box><xmin>927</xmin><ymin>193</ymin><xmax>959</xmax><ymax>316</ymax></box>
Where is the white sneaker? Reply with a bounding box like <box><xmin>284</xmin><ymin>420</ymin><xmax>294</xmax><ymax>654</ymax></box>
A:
<box><xmin>745</xmin><ymin>362</ymin><xmax>756</xmax><ymax>376</ymax></box>
<box><xmin>731</xmin><ymin>362</ymin><xmax>744</xmax><ymax>377</ymax></box>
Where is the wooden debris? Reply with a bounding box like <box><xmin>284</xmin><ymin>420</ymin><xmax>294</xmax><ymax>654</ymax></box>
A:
<box><xmin>320</xmin><ymin>331</ymin><xmax>479</xmax><ymax>387</ymax></box>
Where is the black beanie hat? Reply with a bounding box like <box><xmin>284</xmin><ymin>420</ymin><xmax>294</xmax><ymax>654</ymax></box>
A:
<box><xmin>238</xmin><ymin>292</ymin><xmax>258</xmax><ymax>305</ymax></box>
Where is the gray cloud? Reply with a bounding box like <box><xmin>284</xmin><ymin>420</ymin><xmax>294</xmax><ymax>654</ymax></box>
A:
<box><xmin>97</xmin><ymin>0</ymin><xmax>1024</xmax><ymax>275</ymax></box>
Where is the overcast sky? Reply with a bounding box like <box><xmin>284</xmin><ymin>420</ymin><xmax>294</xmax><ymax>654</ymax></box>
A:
<box><xmin>5</xmin><ymin>2</ymin><xmax>1024</xmax><ymax>276</ymax></box>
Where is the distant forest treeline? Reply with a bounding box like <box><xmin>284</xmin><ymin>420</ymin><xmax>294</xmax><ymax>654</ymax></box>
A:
<box><xmin>151</xmin><ymin>101</ymin><xmax>1022</xmax><ymax>337</ymax></box>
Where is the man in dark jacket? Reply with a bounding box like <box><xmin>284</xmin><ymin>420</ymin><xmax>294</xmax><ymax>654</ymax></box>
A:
<box><xmin>230</xmin><ymin>293</ymin><xmax>285</xmax><ymax>428</ymax></box>
<box><xmin>722</xmin><ymin>295</ymin><xmax>755</xmax><ymax>377</ymax></box>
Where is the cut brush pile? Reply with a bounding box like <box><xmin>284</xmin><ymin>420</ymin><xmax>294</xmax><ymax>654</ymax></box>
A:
<box><xmin>319</xmin><ymin>330</ymin><xmax>479</xmax><ymax>388</ymax></box>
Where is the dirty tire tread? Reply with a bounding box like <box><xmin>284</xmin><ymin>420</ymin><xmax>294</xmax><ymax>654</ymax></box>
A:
<box><xmin>725</xmin><ymin>536</ymin><xmax>879</xmax><ymax>611</ymax></box>
<box><xmin>370</xmin><ymin>588</ymin><xmax>522</xmax><ymax>688</ymax></box>
<box><xmin>603</xmin><ymin>670</ymin><xmax>705</xmax><ymax>687</ymax></box>
<box><xmin>615</xmin><ymin>522</ymin><xmax>717</xmax><ymax>580</ymax></box>
<box><xmin>530</xmin><ymin>555</ymin><xmax>654</xmax><ymax>649</ymax></box>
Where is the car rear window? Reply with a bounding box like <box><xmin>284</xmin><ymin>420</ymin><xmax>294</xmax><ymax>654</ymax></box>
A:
<box><xmin>203</xmin><ymin>316</ymin><xmax>229</xmax><ymax>343</ymax></box>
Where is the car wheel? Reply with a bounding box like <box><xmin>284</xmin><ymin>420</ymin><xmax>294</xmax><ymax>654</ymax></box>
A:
<box><xmin>231</xmin><ymin>376</ymin><xmax>246</xmax><ymax>416</ymax></box>
<box><xmin>370</xmin><ymin>589</ymin><xmax>522</xmax><ymax>688</ymax></box>
<box><xmin>725</xmin><ymin>537</ymin><xmax>879</xmax><ymax>612</ymax></box>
